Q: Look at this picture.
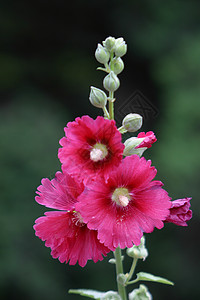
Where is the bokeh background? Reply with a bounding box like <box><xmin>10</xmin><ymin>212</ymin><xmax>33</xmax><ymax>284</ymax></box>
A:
<box><xmin>0</xmin><ymin>0</ymin><xmax>199</xmax><ymax>299</ymax></box>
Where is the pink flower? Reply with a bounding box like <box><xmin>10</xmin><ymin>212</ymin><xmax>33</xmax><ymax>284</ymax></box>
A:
<box><xmin>58</xmin><ymin>116</ymin><xmax>124</xmax><ymax>180</ymax></box>
<box><xmin>165</xmin><ymin>197</ymin><xmax>192</xmax><ymax>226</ymax></box>
<box><xmin>34</xmin><ymin>171</ymin><xmax>110</xmax><ymax>267</ymax></box>
<box><xmin>76</xmin><ymin>155</ymin><xmax>171</xmax><ymax>251</ymax></box>
<box><xmin>136</xmin><ymin>131</ymin><xmax>157</xmax><ymax>149</ymax></box>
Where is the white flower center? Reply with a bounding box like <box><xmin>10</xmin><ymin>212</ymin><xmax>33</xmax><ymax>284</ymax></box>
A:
<box><xmin>90</xmin><ymin>143</ymin><xmax>108</xmax><ymax>162</ymax></box>
<box><xmin>112</xmin><ymin>187</ymin><xmax>131</xmax><ymax>207</ymax></box>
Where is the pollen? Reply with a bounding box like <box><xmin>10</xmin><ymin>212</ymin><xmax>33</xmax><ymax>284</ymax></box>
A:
<box><xmin>90</xmin><ymin>143</ymin><xmax>108</xmax><ymax>162</ymax></box>
<box><xmin>112</xmin><ymin>187</ymin><xmax>131</xmax><ymax>207</ymax></box>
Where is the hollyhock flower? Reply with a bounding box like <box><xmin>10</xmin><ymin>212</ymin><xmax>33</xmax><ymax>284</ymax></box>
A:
<box><xmin>136</xmin><ymin>131</ymin><xmax>157</xmax><ymax>149</ymax></box>
<box><xmin>34</xmin><ymin>171</ymin><xmax>110</xmax><ymax>267</ymax></box>
<box><xmin>58</xmin><ymin>116</ymin><xmax>124</xmax><ymax>180</ymax></box>
<box><xmin>165</xmin><ymin>197</ymin><xmax>192</xmax><ymax>226</ymax></box>
<box><xmin>76</xmin><ymin>155</ymin><xmax>171</xmax><ymax>251</ymax></box>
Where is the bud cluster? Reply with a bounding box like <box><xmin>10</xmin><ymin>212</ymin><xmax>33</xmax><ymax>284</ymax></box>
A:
<box><xmin>89</xmin><ymin>36</ymin><xmax>127</xmax><ymax>115</ymax></box>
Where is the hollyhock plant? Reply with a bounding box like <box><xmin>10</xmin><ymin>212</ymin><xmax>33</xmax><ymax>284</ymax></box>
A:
<box><xmin>34</xmin><ymin>36</ymin><xmax>192</xmax><ymax>300</ymax></box>
<box><xmin>34</xmin><ymin>171</ymin><xmax>110</xmax><ymax>267</ymax></box>
<box><xmin>76</xmin><ymin>155</ymin><xmax>171</xmax><ymax>251</ymax></box>
<box><xmin>165</xmin><ymin>197</ymin><xmax>192</xmax><ymax>226</ymax></box>
<box><xmin>58</xmin><ymin>115</ymin><xmax>124</xmax><ymax>180</ymax></box>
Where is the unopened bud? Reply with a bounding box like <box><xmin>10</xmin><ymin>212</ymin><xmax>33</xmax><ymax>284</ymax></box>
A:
<box><xmin>114</xmin><ymin>38</ymin><xmax>127</xmax><ymax>57</ymax></box>
<box><xmin>103</xmin><ymin>36</ymin><xmax>116</xmax><ymax>52</ymax></box>
<box><xmin>129</xmin><ymin>284</ymin><xmax>152</xmax><ymax>300</ymax></box>
<box><xmin>89</xmin><ymin>86</ymin><xmax>107</xmax><ymax>108</ymax></box>
<box><xmin>123</xmin><ymin>137</ymin><xmax>147</xmax><ymax>157</ymax></box>
<box><xmin>117</xmin><ymin>273</ymin><xmax>127</xmax><ymax>286</ymax></box>
<box><xmin>111</xmin><ymin>57</ymin><xmax>124</xmax><ymax>75</ymax></box>
<box><xmin>122</xmin><ymin>113</ymin><xmax>143</xmax><ymax>132</ymax></box>
<box><xmin>95</xmin><ymin>44</ymin><xmax>110</xmax><ymax>64</ymax></box>
<box><xmin>101</xmin><ymin>291</ymin><xmax>121</xmax><ymax>300</ymax></box>
<box><xmin>126</xmin><ymin>236</ymin><xmax>148</xmax><ymax>261</ymax></box>
<box><xmin>103</xmin><ymin>71</ymin><xmax>120</xmax><ymax>92</ymax></box>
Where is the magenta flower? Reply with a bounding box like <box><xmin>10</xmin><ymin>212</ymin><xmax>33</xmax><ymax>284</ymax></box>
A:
<box><xmin>76</xmin><ymin>155</ymin><xmax>171</xmax><ymax>251</ymax></box>
<box><xmin>58</xmin><ymin>116</ymin><xmax>124</xmax><ymax>180</ymax></box>
<box><xmin>33</xmin><ymin>171</ymin><xmax>110</xmax><ymax>267</ymax></box>
<box><xmin>165</xmin><ymin>197</ymin><xmax>192</xmax><ymax>226</ymax></box>
<box><xmin>136</xmin><ymin>131</ymin><xmax>157</xmax><ymax>149</ymax></box>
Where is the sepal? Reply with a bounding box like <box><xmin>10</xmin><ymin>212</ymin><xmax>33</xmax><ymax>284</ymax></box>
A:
<box><xmin>126</xmin><ymin>236</ymin><xmax>148</xmax><ymax>260</ymax></box>
<box><xmin>128</xmin><ymin>284</ymin><xmax>152</xmax><ymax>300</ymax></box>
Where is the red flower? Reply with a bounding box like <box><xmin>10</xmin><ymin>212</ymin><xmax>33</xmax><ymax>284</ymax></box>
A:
<box><xmin>165</xmin><ymin>197</ymin><xmax>192</xmax><ymax>226</ymax></box>
<box><xmin>58</xmin><ymin>116</ymin><xmax>124</xmax><ymax>180</ymax></box>
<box><xmin>34</xmin><ymin>171</ymin><xmax>110</xmax><ymax>267</ymax></box>
<box><xmin>136</xmin><ymin>131</ymin><xmax>157</xmax><ymax>149</ymax></box>
<box><xmin>76</xmin><ymin>155</ymin><xmax>171</xmax><ymax>251</ymax></box>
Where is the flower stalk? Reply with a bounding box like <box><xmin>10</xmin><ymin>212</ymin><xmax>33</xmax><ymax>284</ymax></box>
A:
<box><xmin>114</xmin><ymin>247</ymin><xmax>127</xmax><ymax>300</ymax></box>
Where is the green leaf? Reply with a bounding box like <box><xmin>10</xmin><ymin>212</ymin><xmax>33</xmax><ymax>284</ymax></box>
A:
<box><xmin>68</xmin><ymin>289</ymin><xmax>105</xmax><ymax>299</ymax></box>
<box><xmin>136</xmin><ymin>272</ymin><xmax>174</xmax><ymax>285</ymax></box>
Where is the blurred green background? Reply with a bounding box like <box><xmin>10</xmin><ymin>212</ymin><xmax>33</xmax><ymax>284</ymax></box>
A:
<box><xmin>0</xmin><ymin>0</ymin><xmax>199</xmax><ymax>299</ymax></box>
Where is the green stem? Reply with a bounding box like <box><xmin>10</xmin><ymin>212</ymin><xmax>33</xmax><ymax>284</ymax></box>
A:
<box><xmin>125</xmin><ymin>258</ymin><xmax>138</xmax><ymax>284</ymax></box>
<box><xmin>114</xmin><ymin>247</ymin><xmax>127</xmax><ymax>300</ymax></box>
<box><xmin>109</xmin><ymin>91</ymin><xmax>114</xmax><ymax>120</ymax></box>
<box><xmin>102</xmin><ymin>106</ymin><xmax>110</xmax><ymax>119</ymax></box>
<box><xmin>118</xmin><ymin>126</ymin><xmax>128</xmax><ymax>134</ymax></box>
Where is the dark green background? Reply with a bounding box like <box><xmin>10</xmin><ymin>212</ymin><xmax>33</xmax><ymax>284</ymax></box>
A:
<box><xmin>0</xmin><ymin>1</ymin><xmax>199</xmax><ymax>299</ymax></box>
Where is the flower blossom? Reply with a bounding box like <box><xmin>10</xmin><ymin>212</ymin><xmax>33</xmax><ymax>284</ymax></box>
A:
<box><xmin>136</xmin><ymin>131</ymin><xmax>157</xmax><ymax>149</ymax></box>
<box><xmin>33</xmin><ymin>171</ymin><xmax>110</xmax><ymax>267</ymax></box>
<box><xmin>165</xmin><ymin>197</ymin><xmax>192</xmax><ymax>226</ymax></box>
<box><xmin>58</xmin><ymin>116</ymin><xmax>124</xmax><ymax>180</ymax></box>
<box><xmin>76</xmin><ymin>155</ymin><xmax>171</xmax><ymax>251</ymax></box>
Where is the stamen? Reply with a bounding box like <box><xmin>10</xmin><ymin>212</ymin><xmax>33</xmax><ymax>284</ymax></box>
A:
<box><xmin>111</xmin><ymin>187</ymin><xmax>131</xmax><ymax>207</ymax></box>
<box><xmin>118</xmin><ymin>195</ymin><xmax>129</xmax><ymax>207</ymax></box>
<box><xmin>90</xmin><ymin>148</ymin><xmax>104</xmax><ymax>162</ymax></box>
<box><xmin>90</xmin><ymin>143</ymin><xmax>108</xmax><ymax>162</ymax></box>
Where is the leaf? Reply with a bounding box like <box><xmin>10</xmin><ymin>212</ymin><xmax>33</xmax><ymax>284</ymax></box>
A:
<box><xmin>136</xmin><ymin>272</ymin><xmax>174</xmax><ymax>285</ymax></box>
<box><xmin>68</xmin><ymin>289</ymin><xmax>105</xmax><ymax>299</ymax></box>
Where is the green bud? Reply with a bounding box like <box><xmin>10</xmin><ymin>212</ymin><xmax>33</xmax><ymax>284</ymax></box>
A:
<box><xmin>126</xmin><ymin>236</ymin><xmax>148</xmax><ymax>261</ymax></box>
<box><xmin>122</xmin><ymin>113</ymin><xmax>143</xmax><ymax>132</ymax></box>
<box><xmin>103</xmin><ymin>71</ymin><xmax>120</xmax><ymax>92</ymax></box>
<box><xmin>103</xmin><ymin>36</ymin><xmax>116</xmax><ymax>52</ymax></box>
<box><xmin>117</xmin><ymin>273</ymin><xmax>127</xmax><ymax>286</ymax></box>
<box><xmin>89</xmin><ymin>86</ymin><xmax>107</xmax><ymax>108</ymax></box>
<box><xmin>95</xmin><ymin>44</ymin><xmax>110</xmax><ymax>64</ymax></box>
<box><xmin>128</xmin><ymin>284</ymin><xmax>152</xmax><ymax>300</ymax></box>
<box><xmin>101</xmin><ymin>291</ymin><xmax>121</xmax><ymax>300</ymax></box>
<box><xmin>111</xmin><ymin>57</ymin><xmax>124</xmax><ymax>75</ymax></box>
<box><xmin>123</xmin><ymin>137</ymin><xmax>147</xmax><ymax>157</ymax></box>
<box><xmin>114</xmin><ymin>38</ymin><xmax>127</xmax><ymax>57</ymax></box>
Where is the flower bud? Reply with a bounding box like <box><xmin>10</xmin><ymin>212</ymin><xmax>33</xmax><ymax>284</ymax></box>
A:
<box><xmin>123</xmin><ymin>137</ymin><xmax>147</xmax><ymax>157</ymax></box>
<box><xmin>129</xmin><ymin>284</ymin><xmax>152</xmax><ymax>300</ymax></box>
<box><xmin>95</xmin><ymin>44</ymin><xmax>110</xmax><ymax>64</ymax></box>
<box><xmin>101</xmin><ymin>291</ymin><xmax>121</xmax><ymax>300</ymax></box>
<box><xmin>89</xmin><ymin>86</ymin><xmax>107</xmax><ymax>108</ymax></box>
<box><xmin>164</xmin><ymin>197</ymin><xmax>192</xmax><ymax>226</ymax></box>
<box><xmin>103</xmin><ymin>71</ymin><xmax>120</xmax><ymax>92</ymax></box>
<box><xmin>111</xmin><ymin>57</ymin><xmax>124</xmax><ymax>75</ymax></box>
<box><xmin>117</xmin><ymin>273</ymin><xmax>127</xmax><ymax>286</ymax></box>
<box><xmin>122</xmin><ymin>113</ymin><xmax>143</xmax><ymax>132</ymax></box>
<box><xmin>126</xmin><ymin>236</ymin><xmax>148</xmax><ymax>261</ymax></box>
<box><xmin>114</xmin><ymin>37</ymin><xmax>127</xmax><ymax>57</ymax></box>
<box><xmin>103</xmin><ymin>36</ymin><xmax>116</xmax><ymax>52</ymax></box>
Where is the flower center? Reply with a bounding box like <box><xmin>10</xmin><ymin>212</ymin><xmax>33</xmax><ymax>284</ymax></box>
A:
<box><xmin>111</xmin><ymin>187</ymin><xmax>131</xmax><ymax>207</ymax></box>
<box><xmin>90</xmin><ymin>143</ymin><xmax>108</xmax><ymax>162</ymax></box>
<box><xmin>72</xmin><ymin>212</ymin><xmax>85</xmax><ymax>227</ymax></box>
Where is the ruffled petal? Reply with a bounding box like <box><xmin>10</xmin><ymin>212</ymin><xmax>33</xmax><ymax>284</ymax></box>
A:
<box><xmin>34</xmin><ymin>211</ymin><xmax>110</xmax><ymax>267</ymax></box>
<box><xmin>35</xmin><ymin>171</ymin><xmax>84</xmax><ymax>210</ymax></box>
